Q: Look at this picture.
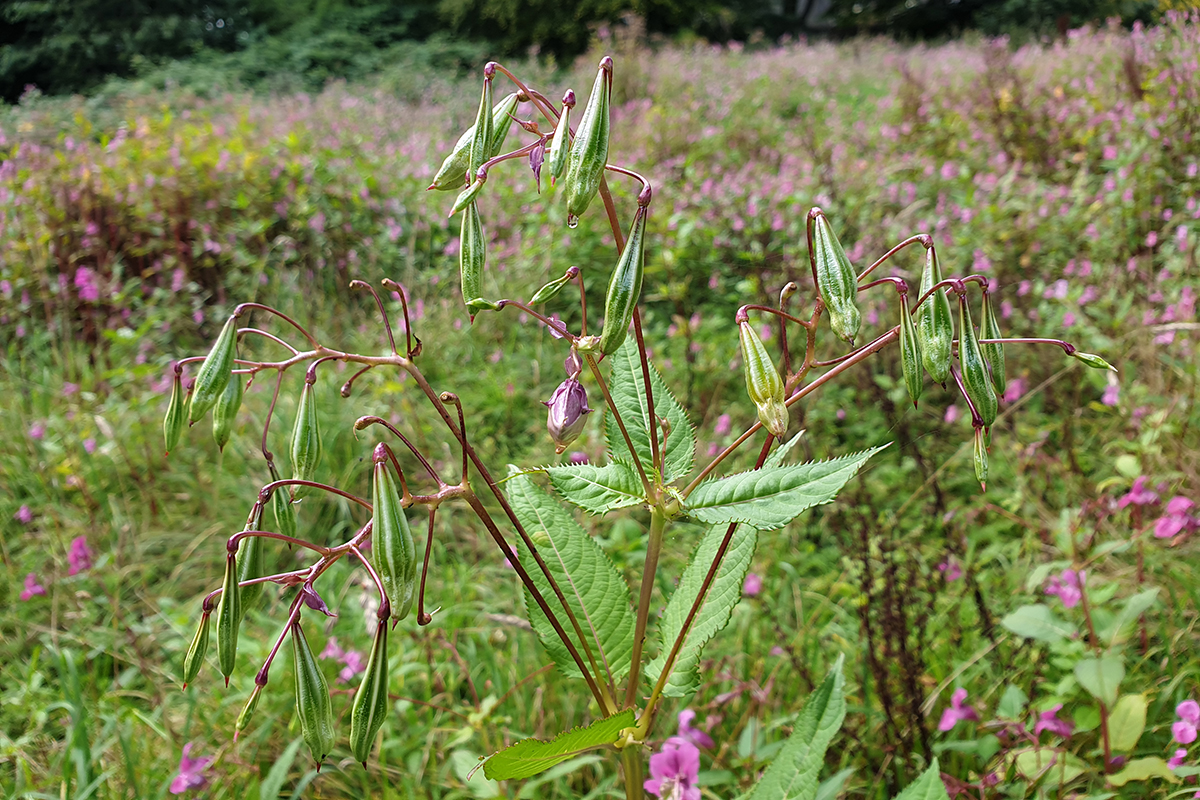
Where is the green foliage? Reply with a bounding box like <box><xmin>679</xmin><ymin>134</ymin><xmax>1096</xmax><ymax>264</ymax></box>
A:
<box><xmin>889</xmin><ymin>761</ymin><xmax>951</xmax><ymax>800</ymax></box>
<box><xmin>546</xmin><ymin>462</ymin><xmax>644</xmax><ymax>515</ymax></box>
<box><xmin>483</xmin><ymin>708</ymin><xmax>634</xmax><ymax>780</ymax></box>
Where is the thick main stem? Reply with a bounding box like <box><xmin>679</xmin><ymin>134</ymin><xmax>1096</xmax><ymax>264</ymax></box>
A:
<box><xmin>621</xmin><ymin>745</ymin><xmax>645</xmax><ymax>800</ymax></box>
<box><xmin>625</xmin><ymin>507</ymin><xmax>666</xmax><ymax>709</ymax></box>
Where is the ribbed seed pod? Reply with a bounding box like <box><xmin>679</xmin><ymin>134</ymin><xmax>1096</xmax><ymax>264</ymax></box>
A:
<box><xmin>958</xmin><ymin>295</ymin><xmax>998</xmax><ymax>427</ymax></box>
<box><xmin>486</xmin><ymin>92</ymin><xmax>518</xmax><ymax>160</ymax></box>
<box><xmin>212</xmin><ymin>367</ymin><xmax>243</xmax><ymax>451</ymax></box>
<box><xmin>459</xmin><ymin>200</ymin><xmax>493</xmax><ymax>318</ymax></box>
<box><xmin>917</xmin><ymin>247</ymin><xmax>954</xmax><ymax>385</ymax></box>
<box><xmin>349</xmin><ymin>619</ymin><xmax>390</xmax><ymax>765</ymax></box>
<box><xmin>598</xmin><ymin>206</ymin><xmax>647</xmax><ymax>355</ymax></box>
<box><xmin>1072</xmin><ymin>351</ymin><xmax>1117</xmax><ymax>371</ymax></box>
<box><xmin>973</xmin><ymin>426</ymin><xmax>989</xmax><ymax>491</ymax></box>
<box><xmin>898</xmin><ymin>294</ymin><xmax>923</xmax><ymax>407</ymax></box>
<box><xmin>181</xmin><ymin>611</ymin><xmax>210</xmax><ymax>688</ymax></box>
<box><xmin>189</xmin><ymin>315</ymin><xmax>238</xmax><ymax>425</ymax></box>
<box><xmin>466</xmin><ymin>73</ymin><xmax>494</xmax><ymax>180</ymax></box>
<box><xmin>811</xmin><ymin>214</ymin><xmax>861</xmax><ymax>345</ymax></box>
<box><xmin>429</xmin><ymin>92</ymin><xmax>519</xmax><ymax>191</ymax></box>
<box><xmin>164</xmin><ymin>369</ymin><xmax>188</xmax><ymax>455</ymax></box>
<box><xmin>216</xmin><ymin>550</ymin><xmax>242</xmax><ymax>683</ymax></box>
<box><xmin>563</xmin><ymin>59</ymin><xmax>612</xmax><ymax>224</ymax></box>
<box><xmin>545</xmin><ymin>90</ymin><xmax>575</xmax><ymax>184</ymax></box>
<box><xmin>738</xmin><ymin>319</ymin><xmax>788</xmax><ymax>437</ymax></box>
<box><xmin>235</xmin><ymin>526</ymin><xmax>265</xmax><ymax>619</ymax></box>
<box><xmin>529</xmin><ymin>271</ymin><xmax>573</xmax><ymax>305</ymax></box>
<box><xmin>235</xmin><ymin>682</ymin><xmax>264</xmax><ymax>738</ymax></box>
<box><xmin>273</xmin><ymin>488</ymin><xmax>297</xmax><ymax>539</ymax></box>
<box><xmin>371</xmin><ymin>446</ymin><xmax>416</xmax><ymax>622</ymax></box>
<box><xmin>979</xmin><ymin>291</ymin><xmax>1006</xmax><ymax>393</ymax></box>
<box><xmin>450</xmin><ymin>175</ymin><xmax>486</xmax><ymax>216</ymax></box>
<box><xmin>290</xmin><ymin>379</ymin><xmax>322</xmax><ymax>499</ymax></box>
<box><xmin>291</xmin><ymin>623</ymin><xmax>335</xmax><ymax>763</ymax></box>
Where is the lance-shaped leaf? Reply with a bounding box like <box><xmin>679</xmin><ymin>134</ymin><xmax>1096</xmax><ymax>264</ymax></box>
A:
<box><xmin>604</xmin><ymin>337</ymin><xmax>695</xmax><ymax>483</ymax></box>
<box><xmin>684</xmin><ymin>446</ymin><xmax>887</xmax><ymax>531</ymax></box>
<box><xmin>546</xmin><ymin>461</ymin><xmax>644</xmax><ymax>515</ymax></box>
<box><xmin>645</xmin><ymin>523</ymin><xmax>758</xmax><ymax>698</ymax></box>
<box><xmin>889</xmin><ymin>761</ymin><xmax>951</xmax><ymax>800</ymax></box>
<box><xmin>483</xmin><ymin>709</ymin><xmax>634</xmax><ymax>781</ymax></box>
<box><xmin>506</xmin><ymin>469</ymin><xmax>635</xmax><ymax>680</ymax></box>
<box><xmin>747</xmin><ymin>656</ymin><xmax>846</xmax><ymax>800</ymax></box>
<box><xmin>764</xmin><ymin>430</ymin><xmax>806</xmax><ymax>469</ymax></box>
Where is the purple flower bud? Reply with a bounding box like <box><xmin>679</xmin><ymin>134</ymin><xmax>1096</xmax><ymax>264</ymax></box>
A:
<box><xmin>543</xmin><ymin>379</ymin><xmax>591</xmax><ymax>454</ymax></box>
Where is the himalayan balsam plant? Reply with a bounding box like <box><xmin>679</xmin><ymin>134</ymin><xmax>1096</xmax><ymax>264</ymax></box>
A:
<box><xmin>167</xmin><ymin>57</ymin><xmax>1114</xmax><ymax>799</ymax></box>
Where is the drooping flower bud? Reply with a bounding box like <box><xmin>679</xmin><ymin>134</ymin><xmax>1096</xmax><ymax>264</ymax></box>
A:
<box><xmin>544</xmin><ymin>378</ymin><xmax>592</xmax><ymax>453</ymax></box>
<box><xmin>917</xmin><ymin>246</ymin><xmax>954</xmax><ymax>385</ymax></box>
<box><xmin>563</xmin><ymin>58</ymin><xmax>612</xmax><ymax>224</ymax></box>
<box><xmin>810</xmin><ymin>212</ymin><xmax>861</xmax><ymax>345</ymax></box>
<box><xmin>181</xmin><ymin>610</ymin><xmax>210</xmax><ymax>688</ymax></box>
<box><xmin>598</xmin><ymin>205</ymin><xmax>647</xmax><ymax>355</ymax></box>
<box><xmin>371</xmin><ymin>445</ymin><xmax>416</xmax><ymax>622</ymax></box>
<box><xmin>216</xmin><ymin>549</ymin><xmax>242</xmax><ymax>683</ymax></box>
<box><xmin>898</xmin><ymin>292</ymin><xmax>923</xmax><ymax>407</ymax></box>
<box><xmin>738</xmin><ymin>319</ymin><xmax>788</xmax><ymax>437</ymax></box>
<box><xmin>979</xmin><ymin>290</ymin><xmax>1006</xmax><ymax>392</ymax></box>
<box><xmin>291</xmin><ymin>622</ymin><xmax>335</xmax><ymax>763</ymax></box>
<box><xmin>349</xmin><ymin>618</ymin><xmax>390</xmax><ymax>765</ymax></box>
<box><xmin>545</xmin><ymin>89</ymin><xmax>575</xmax><ymax>184</ymax></box>
<box><xmin>958</xmin><ymin>294</ymin><xmax>998</xmax><ymax>427</ymax></box>
<box><xmin>163</xmin><ymin>367</ymin><xmax>188</xmax><ymax>455</ymax></box>
<box><xmin>189</xmin><ymin>315</ymin><xmax>238</xmax><ymax>425</ymax></box>
<box><xmin>212</xmin><ymin>368</ymin><xmax>243</xmax><ymax>451</ymax></box>
<box><xmin>290</xmin><ymin>378</ymin><xmax>322</xmax><ymax>499</ymax></box>
<box><xmin>1072</xmin><ymin>351</ymin><xmax>1117</xmax><ymax>372</ymax></box>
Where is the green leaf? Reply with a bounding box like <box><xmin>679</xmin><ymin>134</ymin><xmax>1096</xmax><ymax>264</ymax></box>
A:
<box><xmin>764</xmin><ymin>430</ymin><xmax>806</xmax><ymax>469</ymax></box>
<box><xmin>1074</xmin><ymin>656</ymin><xmax>1124</xmax><ymax>708</ymax></box>
<box><xmin>889</xmin><ymin>761</ymin><xmax>950</xmax><ymax>800</ymax></box>
<box><xmin>815</xmin><ymin>769</ymin><xmax>855</xmax><ymax>800</ymax></box>
<box><xmin>646</xmin><ymin>523</ymin><xmax>758</xmax><ymax>697</ymax></box>
<box><xmin>997</xmin><ymin>685</ymin><xmax>1028</xmax><ymax>720</ymax></box>
<box><xmin>1107</xmin><ymin>694</ymin><xmax>1147</xmax><ymax>752</ymax></box>
<box><xmin>483</xmin><ymin>709</ymin><xmax>635</xmax><ymax>781</ymax></box>
<box><xmin>1107</xmin><ymin>757</ymin><xmax>1179</xmax><ymax>786</ymax></box>
<box><xmin>1101</xmin><ymin>588</ymin><xmax>1158</xmax><ymax>647</ymax></box>
<box><xmin>546</xmin><ymin>461</ymin><xmax>644</xmax><ymax>515</ymax></box>
<box><xmin>747</xmin><ymin>656</ymin><xmax>846</xmax><ymax>800</ymax></box>
<box><xmin>605</xmin><ymin>337</ymin><xmax>695</xmax><ymax>483</ymax></box>
<box><xmin>685</xmin><ymin>447</ymin><xmax>886</xmax><ymax>531</ymax></box>
<box><xmin>506</xmin><ymin>468</ymin><xmax>635</xmax><ymax>680</ymax></box>
<box><xmin>1000</xmin><ymin>604</ymin><xmax>1077</xmax><ymax>644</ymax></box>
<box><xmin>258</xmin><ymin>737</ymin><xmax>304</xmax><ymax>800</ymax></box>
<box><xmin>1013</xmin><ymin>749</ymin><xmax>1089</xmax><ymax>786</ymax></box>
<box><xmin>450</xmin><ymin>750</ymin><xmax>499</xmax><ymax>799</ymax></box>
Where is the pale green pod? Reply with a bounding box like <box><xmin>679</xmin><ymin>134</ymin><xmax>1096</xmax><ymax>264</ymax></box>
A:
<box><xmin>189</xmin><ymin>315</ymin><xmax>238</xmax><ymax>425</ymax></box>
<box><xmin>958</xmin><ymin>295</ymin><xmax>998</xmax><ymax>427</ymax></box>
<box><xmin>213</xmin><ymin>367</ymin><xmax>243</xmax><ymax>451</ymax></box>
<box><xmin>291</xmin><ymin>623</ymin><xmax>335</xmax><ymax>763</ymax></box>
<box><xmin>164</xmin><ymin>369</ymin><xmax>188</xmax><ymax>455</ymax></box>
<box><xmin>467</xmin><ymin>74</ymin><xmax>494</xmax><ymax>181</ymax></box>
<box><xmin>1072</xmin><ymin>351</ymin><xmax>1117</xmax><ymax>372</ymax></box>
<box><xmin>545</xmin><ymin>92</ymin><xmax>574</xmax><ymax>183</ymax></box>
<box><xmin>236</xmin><ymin>682</ymin><xmax>264</xmax><ymax>736</ymax></box>
<box><xmin>181</xmin><ymin>611</ymin><xmax>210</xmax><ymax>688</ymax></box>
<box><xmin>216</xmin><ymin>550</ymin><xmax>242</xmax><ymax>682</ymax></box>
<box><xmin>917</xmin><ymin>247</ymin><xmax>954</xmax><ymax>385</ymax></box>
<box><xmin>979</xmin><ymin>291</ymin><xmax>1006</xmax><ymax>393</ymax></box>
<box><xmin>290</xmin><ymin>380</ymin><xmax>322</xmax><ymax>499</ymax></box>
<box><xmin>738</xmin><ymin>319</ymin><xmax>788</xmax><ymax>437</ymax></box>
<box><xmin>371</xmin><ymin>451</ymin><xmax>416</xmax><ymax>621</ymax></box>
<box><xmin>563</xmin><ymin>59</ymin><xmax>612</xmax><ymax>223</ymax></box>
<box><xmin>429</xmin><ymin>93</ymin><xmax>520</xmax><ymax>191</ymax></box>
<box><xmin>486</xmin><ymin>91</ymin><xmax>518</xmax><ymax>159</ymax></box>
<box><xmin>450</xmin><ymin>175</ymin><xmax>486</xmax><ymax>216</ymax></box>
<box><xmin>898</xmin><ymin>294</ymin><xmax>923</xmax><ymax>407</ymax></box>
<box><xmin>235</xmin><ymin>527</ymin><xmax>265</xmax><ymax>619</ymax></box>
<box><xmin>349</xmin><ymin>619</ymin><xmax>390</xmax><ymax>765</ymax></box>
<box><xmin>973</xmin><ymin>426</ymin><xmax>989</xmax><ymax>491</ymax></box>
<box><xmin>273</xmin><ymin>488</ymin><xmax>297</xmax><ymax>540</ymax></box>
<box><xmin>598</xmin><ymin>206</ymin><xmax>646</xmax><ymax>355</ymax></box>
<box><xmin>811</xmin><ymin>214</ymin><xmax>861</xmax><ymax>344</ymax></box>
<box><xmin>459</xmin><ymin>200</ymin><xmax>496</xmax><ymax>317</ymax></box>
<box><xmin>529</xmin><ymin>271</ymin><xmax>573</xmax><ymax>305</ymax></box>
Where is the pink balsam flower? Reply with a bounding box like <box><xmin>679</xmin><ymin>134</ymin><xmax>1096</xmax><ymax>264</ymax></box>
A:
<box><xmin>644</xmin><ymin>738</ymin><xmax>701</xmax><ymax>800</ymax></box>
<box><xmin>169</xmin><ymin>743</ymin><xmax>213</xmax><ymax>794</ymax></box>
<box><xmin>68</xmin><ymin>537</ymin><xmax>94</xmax><ymax>575</ymax></box>
<box><xmin>938</xmin><ymin>688</ymin><xmax>979</xmax><ymax>732</ymax></box>
<box><xmin>1174</xmin><ymin>700</ymin><xmax>1200</xmax><ymax>745</ymax></box>
<box><xmin>1033</xmin><ymin>704</ymin><xmax>1074</xmax><ymax>739</ymax></box>
<box><xmin>21</xmin><ymin>573</ymin><xmax>47</xmax><ymax>600</ymax></box>
<box><xmin>1045</xmin><ymin>570</ymin><xmax>1085</xmax><ymax>609</ymax></box>
<box><xmin>677</xmin><ymin>709</ymin><xmax>714</xmax><ymax>749</ymax></box>
<box><xmin>742</xmin><ymin>573</ymin><xmax>763</xmax><ymax>597</ymax></box>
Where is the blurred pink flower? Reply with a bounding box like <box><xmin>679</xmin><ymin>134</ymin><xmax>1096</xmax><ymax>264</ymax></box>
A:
<box><xmin>1003</xmin><ymin>378</ymin><xmax>1026</xmax><ymax>404</ymax></box>
<box><xmin>1045</xmin><ymin>569</ymin><xmax>1085</xmax><ymax>609</ymax></box>
<box><xmin>28</xmin><ymin>422</ymin><xmax>46</xmax><ymax>440</ymax></box>
<box><xmin>944</xmin><ymin>405</ymin><xmax>960</xmax><ymax>424</ymax></box>
<box><xmin>15</xmin><ymin>505</ymin><xmax>32</xmax><ymax>524</ymax></box>
<box><xmin>1168</xmin><ymin>748</ymin><xmax>1188</xmax><ymax>769</ymax></box>
<box><xmin>938</xmin><ymin>688</ymin><xmax>979</xmax><ymax>732</ymax></box>
<box><xmin>84</xmin><ymin>438</ymin><xmax>96</xmax><ymax>454</ymax></box>
<box><xmin>1118</xmin><ymin>476</ymin><xmax>1159</xmax><ymax>508</ymax></box>
<box><xmin>937</xmin><ymin>559</ymin><xmax>963</xmax><ymax>582</ymax></box>
<box><xmin>644</xmin><ymin>738</ymin><xmax>701</xmax><ymax>800</ymax></box>
<box><xmin>742</xmin><ymin>573</ymin><xmax>762</xmax><ymax>597</ymax></box>
<box><xmin>714</xmin><ymin>414</ymin><xmax>732</xmax><ymax>436</ymax></box>
<box><xmin>1102</xmin><ymin>383</ymin><xmax>1120</xmax><ymax>407</ymax></box>
<box><xmin>20</xmin><ymin>573</ymin><xmax>46</xmax><ymax>600</ymax></box>
<box><xmin>63</xmin><ymin>382</ymin><xmax>79</xmax><ymax>396</ymax></box>
<box><xmin>1155</xmin><ymin>497</ymin><xmax>1198</xmax><ymax>539</ymax></box>
<box><xmin>67</xmin><ymin>537</ymin><xmax>93</xmax><ymax>575</ymax></box>
<box><xmin>1033</xmin><ymin>704</ymin><xmax>1074</xmax><ymax>739</ymax></box>
<box><xmin>677</xmin><ymin>709</ymin><xmax>714</xmax><ymax>749</ymax></box>
<box><xmin>338</xmin><ymin>650</ymin><xmax>367</xmax><ymax>683</ymax></box>
<box><xmin>169</xmin><ymin>743</ymin><xmax>213</xmax><ymax>794</ymax></box>
<box><xmin>1174</xmin><ymin>700</ymin><xmax>1200</xmax><ymax>744</ymax></box>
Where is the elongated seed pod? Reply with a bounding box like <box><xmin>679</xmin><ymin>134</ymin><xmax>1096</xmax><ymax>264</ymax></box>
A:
<box><xmin>181</xmin><ymin>611</ymin><xmax>210</xmax><ymax>688</ymax></box>
<box><xmin>979</xmin><ymin>291</ymin><xmax>1005</xmax><ymax>393</ymax></box>
<box><xmin>459</xmin><ymin>200</ymin><xmax>492</xmax><ymax>317</ymax></box>
<box><xmin>545</xmin><ymin>91</ymin><xmax>574</xmax><ymax>184</ymax></box>
<box><xmin>216</xmin><ymin>550</ymin><xmax>242</xmax><ymax>682</ymax></box>
<box><xmin>563</xmin><ymin>59</ymin><xmax>612</xmax><ymax>223</ymax></box>
<box><xmin>450</xmin><ymin>175</ymin><xmax>486</xmax><ymax>216</ymax></box>
<box><xmin>236</xmin><ymin>682</ymin><xmax>264</xmax><ymax>737</ymax></box>
<box><xmin>973</xmin><ymin>427</ymin><xmax>989</xmax><ymax>491</ymax></box>
<box><xmin>213</xmin><ymin>368</ymin><xmax>243</xmax><ymax>451</ymax></box>
<box><xmin>898</xmin><ymin>294</ymin><xmax>923</xmax><ymax>407</ymax></box>
<box><xmin>486</xmin><ymin>92</ymin><xmax>518</xmax><ymax>160</ymax></box>
<box><xmin>529</xmin><ymin>271</ymin><xmax>573</xmax><ymax>305</ymax></box>
<box><xmin>273</xmin><ymin>487</ymin><xmax>297</xmax><ymax>539</ymax></box>
<box><xmin>349</xmin><ymin>618</ymin><xmax>390</xmax><ymax>765</ymax></box>
<box><xmin>466</xmin><ymin>73</ymin><xmax>494</xmax><ymax>181</ymax></box>
<box><xmin>164</xmin><ymin>369</ymin><xmax>188</xmax><ymax>455</ymax></box>
<box><xmin>189</xmin><ymin>315</ymin><xmax>238</xmax><ymax>425</ymax></box>
<box><xmin>598</xmin><ymin>206</ymin><xmax>647</xmax><ymax>355</ymax></box>
<box><xmin>738</xmin><ymin>319</ymin><xmax>788</xmax><ymax>436</ymax></box>
<box><xmin>1072</xmin><ymin>351</ymin><xmax>1117</xmax><ymax>371</ymax></box>
<box><xmin>430</xmin><ymin>94</ymin><xmax>520</xmax><ymax>191</ymax></box>
<box><xmin>917</xmin><ymin>247</ymin><xmax>954</xmax><ymax>385</ymax></box>
<box><xmin>811</xmin><ymin>213</ymin><xmax>861</xmax><ymax>345</ymax></box>
<box><xmin>290</xmin><ymin>379</ymin><xmax>322</xmax><ymax>499</ymax></box>
<box><xmin>958</xmin><ymin>295</ymin><xmax>998</xmax><ymax>427</ymax></box>
<box><xmin>371</xmin><ymin>446</ymin><xmax>416</xmax><ymax>621</ymax></box>
<box><xmin>291</xmin><ymin>622</ymin><xmax>335</xmax><ymax>763</ymax></box>
<box><xmin>236</xmin><ymin>527</ymin><xmax>265</xmax><ymax>618</ymax></box>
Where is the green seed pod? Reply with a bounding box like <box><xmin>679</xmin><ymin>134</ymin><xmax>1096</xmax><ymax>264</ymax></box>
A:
<box><xmin>529</xmin><ymin>270</ymin><xmax>574</xmax><ymax>305</ymax></box>
<box><xmin>545</xmin><ymin>90</ymin><xmax>575</xmax><ymax>184</ymax></box>
<box><xmin>291</xmin><ymin>622</ymin><xmax>335</xmax><ymax>763</ymax></box>
<box><xmin>273</xmin><ymin>488</ymin><xmax>297</xmax><ymax>539</ymax></box>
<box><xmin>212</xmin><ymin>368</ymin><xmax>243</xmax><ymax>451</ymax></box>
<box><xmin>973</xmin><ymin>426</ymin><xmax>988</xmax><ymax>491</ymax></box>
<box><xmin>450</xmin><ymin>174</ymin><xmax>486</xmax><ymax>216</ymax></box>
<box><xmin>738</xmin><ymin>319</ymin><xmax>788</xmax><ymax>437</ymax></box>
<box><xmin>917</xmin><ymin>247</ymin><xmax>954</xmax><ymax>385</ymax></box>
<box><xmin>958</xmin><ymin>295</ymin><xmax>998</xmax><ymax>427</ymax></box>
<box><xmin>290</xmin><ymin>379</ymin><xmax>322</xmax><ymax>499</ymax></box>
<box><xmin>181</xmin><ymin>611</ymin><xmax>210</xmax><ymax>688</ymax></box>
<box><xmin>189</xmin><ymin>315</ymin><xmax>238</xmax><ymax>425</ymax></box>
<box><xmin>236</xmin><ymin>526</ymin><xmax>265</xmax><ymax>619</ymax></box>
<box><xmin>811</xmin><ymin>213</ymin><xmax>861</xmax><ymax>345</ymax></box>
<box><xmin>371</xmin><ymin>446</ymin><xmax>416</xmax><ymax>621</ymax></box>
<box><xmin>349</xmin><ymin>618</ymin><xmax>390</xmax><ymax>765</ymax></box>
<box><xmin>459</xmin><ymin>200</ymin><xmax>492</xmax><ymax>318</ymax></box>
<box><xmin>164</xmin><ymin>368</ymin><xmax>189</xmax><ymax>455</ymax></box>
<box><xmin>563</xmin><ymin>59</ymin><xmax>612</xmax><ymax>224</ymax></box>
<box><xmin>429</xmin><ymin>93</ymin><xmax>520</xmax><ymax>191</ymax></box>
<box><xmin>898</xmin><ymin>293</ymin><xmax>923</xmax><ymax>407</ymax></box>
<box><xmin>215</xmin><ymin>550</ymin><xmax>242</xmax><ymax>683</ymax></box>
<box><xmin>979</xmin><ymin>291</ymin><xmax>1006</xmax><ymax>393</ymax></box>
<box><xmin>1072</xmin><ymin>351</ymin><xmax>1117</xmax><ymax>372</ymax></box>
<box><xmin>467</xmin><ymin>72</ymin><xmax>494</xmax><ymax>181</ymax></box>
<box><xmin>235</xmin><ymin>681</ymin><xmax>264</xmax><ymax>738</ymax></box>
<box><xmin>598</xmin><ymin>206</ymin><xmax>647</xmax><ymax>355</ymax></box>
